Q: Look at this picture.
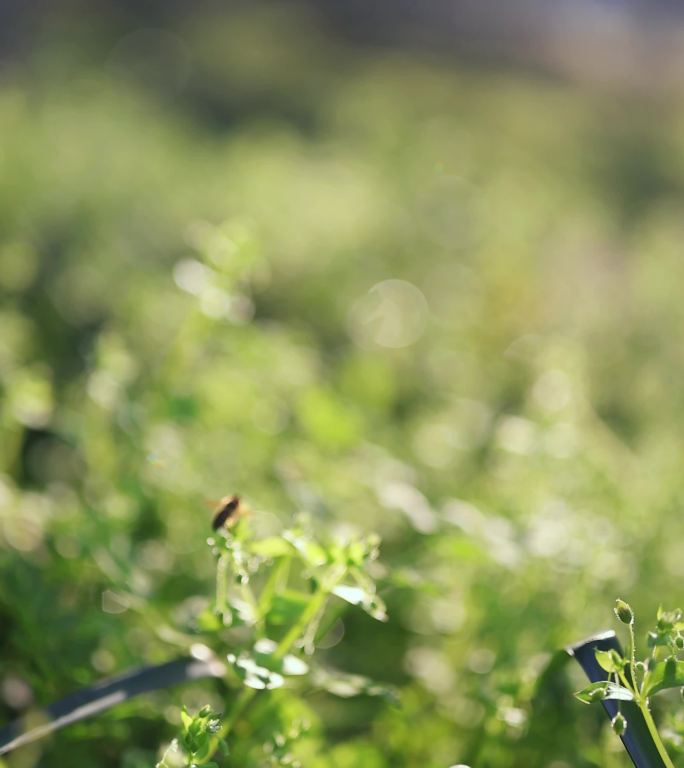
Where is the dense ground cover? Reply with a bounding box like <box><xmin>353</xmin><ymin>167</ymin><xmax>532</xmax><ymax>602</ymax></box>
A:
<box><xmin>3</xmin><ymin>8</ymin><xmax>684</xmax><ymax>766</ymax></box>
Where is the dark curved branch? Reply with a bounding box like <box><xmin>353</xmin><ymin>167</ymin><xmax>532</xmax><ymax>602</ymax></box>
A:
<box><xmin>0</xmin><ymin>653</ymin><xmax>225</xmax><ymax>756</ymax></box>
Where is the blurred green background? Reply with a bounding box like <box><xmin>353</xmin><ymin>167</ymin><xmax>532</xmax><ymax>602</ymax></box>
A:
<box><xmin>3</xmin><ymin>2</ymin><xmax>684</xmax><ymax>766</ymax></box>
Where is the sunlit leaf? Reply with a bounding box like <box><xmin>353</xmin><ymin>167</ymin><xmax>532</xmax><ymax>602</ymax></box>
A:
<box><xmin>250</xmin><ymin>537</ymin><xmax>292</xmax><ymax>559</ymax></box>
<box><xmin>267</xmin><ymin>591</ymin><xmax>310</xmax><ymax>626</ymax></box>
<box><xmin>332</xmin><ymin>584</ymin><xmax>367</xmax><ymax>606</ymax></box>
<box><xmin>574</xmin><ymin>681</ymin><xmax>634</xmax><ymax>704</ymax></box>
<box><xmin>282</xmin><ymin>530</ymin><xmax>328</xmax><ymax>567</ymax></box>
<box><xmin>642</xmin><ymin>657</ymin><xmax>684</xmax><ymax>697</ymax></box>
<box><xmin>594</xmin><ymin>648</ymin><xmax>625</xmax><ymax>674</ymax></box>
<box><xmin>312</xmin><ymin>665</ymin><xmax>398</xmax><ymax>704</ymax></box>
<box><xmin>227</xmin><ymin>652</ymin><xmax>285</xmax><ymax>690</ymax></box>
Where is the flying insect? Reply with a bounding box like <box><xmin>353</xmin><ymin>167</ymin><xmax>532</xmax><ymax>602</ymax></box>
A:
<box><xmin>211</xmin><ymin>495</ymin><xmax>243</xmax><ymax>530</ymax></box>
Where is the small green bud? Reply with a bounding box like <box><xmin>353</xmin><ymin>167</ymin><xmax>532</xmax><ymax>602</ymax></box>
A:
<box><xmin>614</xmin><ymin>599</ymin><xmax>634</xmax><ymax>625</ymax></box>
<box><xmin>676</xmin><ymin>635</ymin><xmax>684</xmax><ymax>650</ymax></box>
<box><xmin>659</xmin><ymin>607</ymin><xmax>683</xmax><ymax>625</ymax></box>
<box><xmin>612</xmin><ymin>712</ymin><xmax>627</xmax><ymax>736</ymax></box>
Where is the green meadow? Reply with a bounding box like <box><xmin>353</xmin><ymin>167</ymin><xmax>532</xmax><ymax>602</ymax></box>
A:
<box><xmin>3</xmin><ymin>9</ymin><xmax>684</xmax><ymax>766</ymax></box>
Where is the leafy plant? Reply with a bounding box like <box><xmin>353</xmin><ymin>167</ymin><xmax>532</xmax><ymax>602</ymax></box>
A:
<box><xmin>157</xmin><ymin>705</ymin><xmax>226</xmax><ymax>768</ymax></box>
<box><xmin>575</xmin><ymin>599</ymin><xmax>684</xmax><ymax>768</ymax></box>
<box><xmin>155</xmin><ymin>511</ymin><xmax>391</xmax><ymax>766</ymax></box>
<box><xmin>7</xmin><ymin>7</ymin><xmax>684</xmax><ymax>765</ymax></box>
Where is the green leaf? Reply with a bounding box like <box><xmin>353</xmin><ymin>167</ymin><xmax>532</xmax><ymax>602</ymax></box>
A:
<box><xmin>331</xmin><ymin>583</ymin><xmax>388</xmax><ymax>622</ymax></box>
<box><xmin>194</xmin><ymin>737</ymin><xmax>221</xmax><ymax>764</ymax></box>
<box><xmin>267</xmin><ymin>590</ymin><xmax>310</xmax><ymax>626</ymax></box>
<box><xmin>281</xmin><ymin>654</ymin><xmax>309</xmax><ymax>676</ymax></box>
<box><xmin>642</xmin><ymin>657</ymin><xmax>684</xmax><ymax>696</ymax></box>
<box><xmin>250</xmin><ymin>537</ymin><xmax>292</xmax><ymax>559</ymax></box>
<box><xmin>574</xmin><ymin>681</ymin><xmax>634</xmax><ymax>704</ymax></box>
<box><xmin>282</xmin><ymin>530</ymin><xmax>328</xmax><ymax>567</ymax></box>
<box><xmin>332</xmin><ymin>584</ymin><xmax>367</xmax><ymax>606</ymax></box>
<box><xmin>196</xmin><ymin>608</ymin><xmax>223</xmax><ymax>632</ymax></box>
<box><xmin>312</xmin><ymin>665</ymin><xmax>398</xmax><ymax>703</ymax></box>
<box><xmin>656</xmin><ymin>606</ymin><xmax>683</xmax><ymax>632</ymax></box>
<box><xmin>594</xmin><ymin>648</ymin><xmax>625</xmax><ymax>674</ymax></box>
<box><xmin>253</xmin><ymin>638</ymin><xmax>309</xmax><ymax>676</ymax></box>
<box><xmin>227</xmin><ymin>652</ymin><xmax>285</xmax><ymax>690</ymax></box>
<box><xmin>180</xmin><ymin>706</ymin><xmax>193</xmax><ymax>731</ymax></box>
<box><xmin>647</xmin><ymin>631</ymin><xmax>670</xmax><ymax>649</ymax></box>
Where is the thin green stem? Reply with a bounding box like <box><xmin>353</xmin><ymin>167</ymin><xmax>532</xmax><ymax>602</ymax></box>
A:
<box><xmin>616</xmin><ymin>666</ymin><xmax>675</xmax><ymax>768</ymax></box>
<box><xmin>216</xmin><ymin>553</ymin><xmax>229</xmax><ymax>615</ymax></box>
<box><xmin>220</xmin><ymin>685</ymin><xmax>257</xmax><ymax>739</ymax></box>
<box><xmin>257</xmin><ymin>556</ymin><xmax>290</xmax><ymax>616</ymax></box>
<box><xmin>639</xmin><ymin>699</ymin><xmax>676</xmax><ymax>768</ymax></box>
<box><xmin>617</xmin><ymin>668</ymin><xmax>632</xmax><ymax>693</ymax></box>
<box><xmin>156</xmin><ymin>737</ymin><xmax>179</xmax><ymax>768</ymax></box>
<box><xmin>241</xmin><ymin>578</ymin><xmax>262</xmax><ymax>636</ymax></box>
<box><xmin>628</xmin><ymin>621</ymin><xmax>638</xmax><ymax>693</ymax></box>
<box><xmin>209</xmin><ymin>581</ymin><xmax>331</xmax><ymax>760</ymax></box>
<box><xmin>274</xmin><ymin>587</ymin><xmax>329</xmax><ymax>660</ymax></box>
<box><xmin>313</xmin><ymin>600</ymin><xmax>347</xmax><ymax>644</ymax></box>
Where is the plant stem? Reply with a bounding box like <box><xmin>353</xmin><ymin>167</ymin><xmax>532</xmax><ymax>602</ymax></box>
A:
<box><xmin>257</xmin><ymin>556</ymin><xmax>290</xmax><ymax>616</ymax></box>
<box><xmin>156</xmin><ymin>737</ymin><xmax>178</xmax><ymax>768</ymax></box>
<box><xmin>273</xmin><ymin>586</ymin><xmax>329</xmax><ymax>660</ymax></box>
<box><xmin>638</xmin><ymin>699</ymin><xmax>676</xmax><ymax>768</ymax></box>
<box><xmin>628</xmin><ymin>621</ymin><xmax>638</xmax><ymax>692</ymax></box>
<box><xmin>241</xmin><ymin>578</ymin><xmax>262</xmax><ymax>636</ymax></box>
<box><xmin>216</xmin><ymin>552</ymin><xmax>229</xmax><ymax>615</ymax></box>
<box><xmin>220</xmin><ymin>686</ymin><xmax>256</xmax><ymax>740</ymax></box>
<box><xmin>209</xmin><ymin>582</ymin><xmax>331</xmax><ymax>760</ymax></box>
<box><xmin>616</xmin><ymin>666</ymin><xmax>675</xmax><ymax>768</ymax></box>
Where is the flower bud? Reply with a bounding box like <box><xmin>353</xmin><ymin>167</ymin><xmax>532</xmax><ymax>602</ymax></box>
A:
<box><xmin>612</xmin><ymin>712</ymin><xmax>627</xmax><ymax>736</ymax></box>
<box><xmin>588</xmin><ymin>685</ymin><xmax>607</xmax><ymax>702</ymax></box>
<box><xmin>676</xmin><ymin>635</ymin><xmax>684</xmax><ymax>650</ymax></box>
<box><xmin>614</xmin><ymin>599</ymin><xmax>634</xmax><ymax>625</ymax></box>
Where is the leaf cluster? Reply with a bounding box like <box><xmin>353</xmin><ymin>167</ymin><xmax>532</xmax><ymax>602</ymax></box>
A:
<box><xmin>158</xmin><ymin>517</ymin><xmax>391</xmax><ymax>764</ymax></box>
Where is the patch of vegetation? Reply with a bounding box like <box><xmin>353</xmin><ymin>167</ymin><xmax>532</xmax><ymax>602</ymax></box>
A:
<box><xmin>3</xmin><ymin>7</ymin><xmax>684</xmax><ymax>766</ymax></box>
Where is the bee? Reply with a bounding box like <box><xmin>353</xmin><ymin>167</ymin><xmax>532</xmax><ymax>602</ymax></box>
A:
<box><xmin>211</xmin><ymin>494</ymin><xmax>244</xmax><ymax>531</ymax></box>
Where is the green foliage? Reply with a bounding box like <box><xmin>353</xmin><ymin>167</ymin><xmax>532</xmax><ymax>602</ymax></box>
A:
<box><xmin>154</xmin><ymin>517</ymin><xmax>388</xmax><ymax>765</ymax></box>
<box><xmin>150</xmin><ymin>519</ymin><xmax>387</xmax><ymax>768</ymax></box>
<box><xmin>575</xmin><ymin>601</ymin><xmax>684</xmax><ymax>767</ymax></box>
<box><xmin>575</xmin><ymin>680</ymin><xmax>633</xmax><ymax>704</ymax></box>
<box><xmin>5</xmin><ymin>5</ymin><xmax>684</xmax><ymax>766</ymax></box>
<box><xmin>157</xmin><ymin>705</ymin><xmax>225</xmax><ymax>768</ymax></box>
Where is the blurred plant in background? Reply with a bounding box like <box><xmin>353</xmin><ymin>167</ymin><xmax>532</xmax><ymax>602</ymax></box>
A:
<box><xmin>155</xmin><ymin>514</ymin><xmax>389</xmax><ymax>768</ymax></box>
<box><xmin>3</xmin><ymin>4</ymin><xmax>684</xmax><ymax>766</ymax></box>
